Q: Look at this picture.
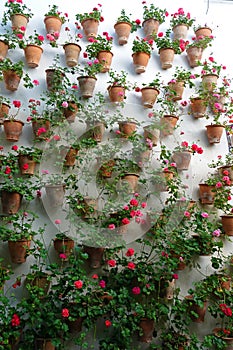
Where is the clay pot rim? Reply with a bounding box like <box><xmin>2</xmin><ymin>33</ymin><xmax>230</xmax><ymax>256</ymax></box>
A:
<box><xmin>141</xmin><ymin>86</ymin><xmax>160</xmax><ymax>93</ymax></box>
<box><xmin>131</xmin><ymin>51</ymin><xmax>151</xmax><ymax>58</ymax></box>
<box><xmin>24</xmin><ymin>44</ymin><xmax>43</xmax><ymax>52</ymax></box>
<box><xmin>172</xmin><ymin>23</ymin><xmax>189</xmax><ymax>29</ymax></box>
<box><xmin>163</xmin><ymin>114</ymin><xmax>179</xmax><ymax>120</ymax></box>
<box><xmin>63</xmin><ymin>43</ymin><xmax>82</xmax><ymax>50</ymax></box>
<box><xmin>81</xmin><ymin>18</ymin><xmax>99</xmax><ymax>25</ymax></box>
<box><xmin>195</xmin><ymin>26</ymin><xmax>212</xmax><ymax>32</ymax></box>
<box><xmin>11</xmin><ymin>13</ymin><xmax>29</xmax><ymax>21</ymax></box>
<box><xmin>119</xmin><ymin>120</ymin><xmax>137</xmax><ymax>125</ymax></box>
<box><xmin>142</xmin><ymin>18</ymin><xmax>160</xmax><ymax>26</ymax></box>
<box><xmin>221</xmin><ymin>214</ymin><xmax>233</xmax><ymax>218</ymax></box>
<box><xmin>77</xmin><ymin>75</ymin><xmax>97</xmax><ymax>81</ymax></box>
<box><xmin>201</xmin><ymin>73</ymin><xmax>219</xmax><ymax>78</ymax></box>
<box><xmin>114</xmin><ymin>21</ymin><xmax>132</xmax><ymax>28</ymax></box>
<box><xmin>97</xmin><ymin>50</ymin><xmax>114</xmax><ymax>56</ymax></box>
<box><xmin>44</xmin><ymin>15</ymin><xmax>63</xmax><ymax>24</ymax></box>
<box><xmin>3</xmin><ymin>119</ymin><xmax>24</xmax><ymax>126</ymax></box>
<box><xmin>205</xmin><ymin>124</ymin><xmax>225</xmax><ymax>128</ymax></box>
<box><xmin>159</xmin><ymin>47</ymin><xmax>175</xmax><ymax>54</ymax></box>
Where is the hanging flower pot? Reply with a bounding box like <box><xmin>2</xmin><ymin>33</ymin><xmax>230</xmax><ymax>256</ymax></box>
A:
<box><xmin>67</xmin><ymin>315</ymin><xmax>84</xmax><ymax>333</ymax></box>
<box><xmin>195</xmin><ymin>26</ymin><xmax>212</xmax><ymax>38</ymax></box>
<box><xmin>75</xmin><ymin>197</ymin><xmax>98</xmax><ymax>219</ymax></box>
<box><xmin>138</xmin><ymin>318</ymin><xmax>155</xmax><ymax>343</ymax></box>
<box><xmin>18</xmin><ymin>154</ymin><xmax>37</xmax><ymax>176</ymax></box>
<box><xmin>8</xmin><ymin>239</ymin><xmax>31</xmax><ymax>264</ymax></box>
<box><xmin>45</xmin><ymin>183</ymin><xmax>66</xmax><ymax>208</ymax></box>
<box><xmin>156</xmin><ymin>170</ymin><xmax>174</xmax><ymax>192</ymax></box>
<box><xmin>211</xmin><ymin>94</ymin><xmax>226</xmax><ymax>114</ymax></box>
<box><xmin>199</xmin><ymin>183</ymin><xmax>216</xmax><ymax>204</ymax></box>
<box><xmin>83</xmin><ymin>246</ymin><xmax>105</xmax><ymax>269</ymax></box>
<box><xmin>202</xmin><ymin>74</ymin><xmax>218</xmax><ymax>91</ymax></box>
<box><xmin>185</xmin><ymin>295</ymin><xmax>207</xmax><ymax>323</ymax></box>
<box><xmin>221</xmin><ymin>215</ymin><xmax>233</xmax><ymax>236</ymax></box>
<box><xmin>62</xmin><ymin>101</ymin><xmax>79</xmax><ymax>123</ymax></box>
<box><xmin>81</xmin><ymin>19</ymin><xmax>99</xmax><ymax>40</ymax></box>
<box><xmin>186</xmin><ymin>47</ymin><xmax>203</xmax><ymax>68</ymax></box>
<box><xmin>159</xmin><ymin>48</ymin><xmax>175</xmax><ymax>70</ymax></box>
<box><xmin>120</xmin><ymin>173</ymin><xmax>139</xmax><ymax>193</ymax></box>
<box><xmin>190</xmin><ymin>97</ymin><xmax>207</xmax><ymax>118</ymax></box>
<box><xmin>118</xmin><ymin>121</ymin><xmax>137</xmax><ymax>138</ymax></box>
<box><xmin>206</xmin><ymin>124</ymin><xmax>225</xmax><ymax>144</ymax></box>
<box><xmin>213</xmin><ymin>328</ymin><xmax>233</xmax><ymax>348</ymax></box>
<box><xmin>11</xmin><ymin>14</ymin><xmax>29</xmax><ymax>31</ymax></box>
<box><xmin>1</xmin><ymin>191</ymin><xmax>22</xmax><ymax>215</ymax></box>
<box><xmin>97</xmin><ymin>50</ymin><xmax>113</xmax><ymax>73</ymax></box>
<box><xmin>141</xmin><ymin>87</ymin><xmax>159</xmax><ymax>108</ymax></box>
<box><xmin>32</xmin><ymin>119</ymin><xmax>50</xmax><ymax>141</ymax></box>
<box><xmin>0</xmin><ymin>40</ymin><xmax>9</xmax><ymax>61</ymax></box>
<box><xmin>77</xmin><ymin>76</ymin><xmax>97</xmax><ymax>98</ymax></box>
<box><xmin>54</xmin><ymin>237</ymin><xmax>75</xmax><ymax>261</ymax></box>
<box><xmin>45</xmin><ymin>69</ymin><xmax>65</xmax><ymax>92</ymax></box>
<box><xmin>132</xmin><ymin>52</ymin><xmax>150</xmax><ymax>74</ymax></box>
<box><xmin>24</xmin><ymin>45</ymin><xmax>43</xmax><ymax>68</ymax></box>
<box><xmin>44</xmin><ymin>16</ymin><xmax>62</xmax><ymax>34</ymax></box>
<box><xmin>29</xmin><ymin>273</ymin><xmax>51</xmax><ymax>297</ymax></box>
<box><xmin>143</xmin><ymin>19</ymin><xmax>160</xmax><ymax>39</ymax></box>
<box><xmin>3</xmin><ymin>120</ymin><xmax>24</xmax><ymax>142</ymax></box>
<box><xmin>99</xmin><ymin>159</ymin><xmax>116</xmax><ymax>178</ymax></box>
<box><xmin>63</xmin><ymin>43</ymin><xmax>82</xmax><ymax>67</ymax></box>
<box><xmin>168</xmin><ymin>81</ymin><xmax>184</xmax><ymax>101</ymax></box>
<box><xmin>114</xmin><ymin>22</ymin><xmax>132</xmax><ymax>45</ymax></box>
<box><xmin>63</xmin><ymin>148</ymin><xmax>79</xmax><ymax>167</ymax></box>
<box><xmin>86</xmin><ymin>122</ymin><xmax>105</xmax><ymax>142</ymax></box>
<box><xmin>0</xmin><ymin>102</ymin><xmax>10</xmax><ymax>119</ymax></box>
<box><xmin>171</xmin><ymin>151</ymin><xmax>192</xmax><ymax>171</ymax></box>
<box><xmin>3</xmin><ymin>70</ymin><xmax>21</xmax><ymax>91</ymax></box>
<box><xmin>108</xmin><ymin>85</ymin><xmax>125</xmax><ymax>103</ymax></box>
<box><xmin>143</xmin><ymin>125</ymin><xmax>160</xmax><ymax>146</ymax></box>
<box><xmin>160</xmin><ymin>115</ymin><xmax>179</xmax><ymax>136</ymax></box>
<box><xmin>172</xmin><ymin>24</ymin><xmax>189</xmax><ymax>40</ymax></box>
<box><xmin>35</xmin><ymin>339</ymin><xmax>55</xmax><ymax>350</ymax></box>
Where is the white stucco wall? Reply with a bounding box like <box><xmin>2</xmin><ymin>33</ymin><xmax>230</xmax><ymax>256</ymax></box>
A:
<box><xmin>0</xmin><ymin>0</ymin><xmax>233</xmax><ymax>348</ymax></box>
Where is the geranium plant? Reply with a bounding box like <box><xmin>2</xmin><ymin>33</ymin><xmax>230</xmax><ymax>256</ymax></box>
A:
<box><xmin>85</xmin><ymin>33</ymin><xmax>113</xmax><ymax>58</ymax></box>
<box><xmin>44</xmin><ymin>4</ymin><xmax>67</xmax><ymax>24</ymax></box>
<box><xmin>2</xmin><ymin>0</ymin><xmax>33</xmax><ymax>26</ymax></box>
<box><xmin>198</xmin><ymin>56</ymin><xmax>227</xmax><ymax>77</ymax></box>
<box><xmin>154</xmin><ymin>30</ymin><xmax>182</xmax><ymax>54</ymax></box>
<box><xmin>173</xmin><ymin>141</ymin><xmax>204</xmax><ymax>154</ymax></box>
<box><xmin>63</xmin><ymin>25</ymin><xmax>83</xmax><ymax>45</ymax></box>
<box><xmin>107</xmin><ymin>69</ymin><xmax>135</xmax><ymax>90</ymax></box>
<box><xmin>0</xmin><ymin>58</ymin><xmax>33</xmax><ymax>89</ymax></box>
<box><xmin>0</xmin><ymin>29</ymin><xmax>18</xmax><ymax>49</ymax></box>
<box><xmin>168</xmin><ymin>66</ymin><xmax>197</xmax><ymax>88</ymax></box>
<box><xmin>132</xmin><ymin>36</ymin><xmax>154</xmax><ymax>54</ymax></box>
<box><xmin>115</xmin><ymin>9</ymin><xmax>141</xmax><ymax>32</ymax></box>
<box><xmin>15</xmin><ymin>29</ymin><xmax>45</xmax><ymax>49</ymax></box>
<box><xmin>71</xmin><ymin>59</ymin><xmax>103</xmax><ymax>78</ymax></box>
<box><xmin>186</xmin><ymin>35</ymin><xmax>213</xmax><ymax>50</ymax></box>
<box><xmin>142</xmin><ymin>3</ymin><xmax>168</xmax><ymax>24</ymax></box>
<box><xmin>170</xmin><ymin>8</ymin><xmax>196</xmax><ymax>28</ymax></box>
<box><xmin>75</xmin><ymin>5</ymin><xmax>104</xmax><ymax>23</ymax></box>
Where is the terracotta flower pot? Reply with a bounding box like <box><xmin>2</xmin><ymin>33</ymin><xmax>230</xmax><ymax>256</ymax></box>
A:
<box><xmin>45</xmin><ymin>69</ymin><xmax>65</xmax><ymax>92</ymax></box>
<box><xmin>0</xmin><ymin>40</ymin><xmax>9</xmax><ymax>61</ymax></box>
<box><xmin>81</xmin><ymin>19</ymin><xmax>99</xmax><ymax>40</ymax></box>
<box><xmin>160</xmin><ymin>115</ymin><xmax>179</xmax><ymax>136</ymax></box>
<box><xmin>168</xmin><ymin>81</ymin><xmax>185</xmax><ymax>101</ymax></box>
<box><xmin>159</xmin><ymin>48</ymin><xmax>175</xmax><ymax>69</ymax></box>
<box><xmin>35</xmin><ymin>339</ymin><xmax>55</xmax><ymax>350</ymax></box>
<box><xmin>8</xmin><ymin>239</ymin><xmax>31</xmax><ymax>264</ymax></box>
<box><xmin>186</xmin><ymin>46</ymin><xmax>203</xmax><ymax>68</ymax></box>
<box><xmin>114</xmin><ymin>22</ymin><xmax>132</xmax><ymax>45</ymax></box>
<box><xmin>199</xmin><ymin>183</ymin><xmax>216</xmax><ymax>204</ymax></box>
<box><xmin>11</xmin><ymin>13</ymin><xmax>28</xmax><ymax>31</ymax></box>
<box><xmin>44</xmin><ymin>16</ymin><xmax>62</xmax><ymax>34</ymax></box>
<box><xmin>120</xmin><ymin>173</ymin><xmax>139</xmax><ymax>193</ymax></box>
<box><xmin>24</xmin><ymin>45</ymin><xmax>43</xmax><ymax>68</ymax></box>
<box><xmin>202</xmin><ymin>74</ymin><xmax>218</xmax><ymax>91</ymax></box>
<box><xmin>97</xmin><ymin>50</ymin><xmax>113</xmax><ymax>73</ymax></box>
<box><xmin>171</xmin><ymin>151</ymin><xmax>192</xmax><ymax>171</ymax></box>
<box><xmin>138</xmin><ymin>318</ymin><xmax>155</xmax><ymax>343</ymax></box>
<box><xmin>54</xmin><ymin>237</ymin><xmax>75</xmax><ymax>261</ymax></box>
<box><xmin>32</xmin><ymin>119</ymin><xmax>50</xmax><ymax>140</ymax></box>
<box><xmin>18</xmin><ymin>154</ymin><xmax>37</xmax><ymax>176</ymax></box>
<box><xmin>213</xmin><ymin>328</ymin><xmax>233</xmax><ymax>349</ymax></box>
<box><xmin>3</xmin><ymin>120</ymin><xmax>24</xmax><ymax>142</ymax></box>
<box><xmin>172</xmin><ymin>24</ymin><xmax>189</xmax><ymax>40</ymax></box>
<box><xmin>99</xmin><ymin>160</ymin><xmax>116</xmax><ymax>178</ymax></box>
<box><xmin>3</xmin><ymin>70</ymin><xmax>21</xmax><ymax>91</ymax></box>
<box><xmin>62</xmin><ymin>101</ymin><xmax>79</xmax><ymax>123</ymax></box>
<box><xmin>143</xmin><ymin>125</ymin><xmax>160</xmax><ymax>146</ymax></box>
<box><xmin>185</xmin><ymin>295</ymin><xmax>207</xmax><ymax>323</ymax></box>
<box><xmin>141</xmin><ymin>87</ymin><xmax>159</xmax><ymax>108</ymax></box>
<box><xmin>218</xmin><ymin>165</ymin><xmax>233</xmax><ymax>185</ymax></box>
<box><xmin>0</xmin><ymin>102</ymin><xmax>10</xmax><ymax>119</ymax></box>
<box><xmin>63</xmin><ymin>43</ymin><xmax>82</xmax><ymax>67</ymax></box>
<box><xmin>63</xmin><ymin>148</ymin><xmax>79</xmax><ymax>167</ymax></box>
<box><xmin>132</xmin><ymin>52</ymin><xmax>150</xmax><ymax>74</ymax></box>
<box><xmin>108</xmin><ymin>85</ymin><xmax>125</xmax><ymax>103</ymax></box>
<box><xmin>143</xmin><ymin>19</ymin><xmax>160</xmax><ymax>39</ymax></box>
<box><xmin>83</xmin><ymin>246</ymin><xmax>105</xmax><ymax>269</ymax></box>
<box><xmin>206</xmin><ymin>124</ymin><xmax>224</xmax><ymax>144</ymax></box>
<box><xmin>45</xmin><ymin>184</ymin><xmax>66</xmax><ymax>207</ymax></box>
<box><xmin>221</xmin><ymin>215</ymin><xmax>233</xmax><ymax>236</ymax></box>
<box><xmin>190</xmin><ymin>97</ymin><xmax>207</xmax><ymax>118</ymax></box>
<box><xmin>195</xmin><ymin>26</ymin><xmax>212</xmax><ymax>38</ymax></box>
<box><xmin>86</xmin><ymin>122</ymin><xmax>105</xmax><ymax>142</ymax></box>
<box><xmin>1</xmin><ymin>191</ymin><xmax>22</xmax><ymax>215</ymax></box>
<box><xmin>77</xmin><ymin>76</ymin><xmax>97</xmax><ymax>98</ymax></box>
<box><xmin>119</xmin><ymin>121</ymin><xmax>137</xmax><ymax>138</ymax></box>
